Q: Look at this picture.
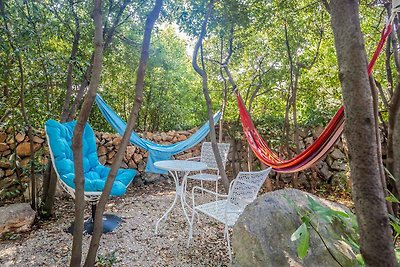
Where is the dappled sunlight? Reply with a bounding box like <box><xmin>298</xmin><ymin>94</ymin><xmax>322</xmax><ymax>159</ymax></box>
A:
<box><xmin>0</xmin><ymin>246</ymin><xmax>17</xmax><ymax>260</ymax></box>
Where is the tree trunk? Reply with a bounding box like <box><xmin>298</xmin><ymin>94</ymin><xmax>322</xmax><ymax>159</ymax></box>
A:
<box><xmin>67</xmin><ymin>0</ymin><xmax>132</xmax><ymax>121</ymax></box>
<box><xmin>370</xmin><ymin>77</ymin><xmax>394</xmax><ymax>215</ymax></box>
<box><xmin>83</xmin><ymin>0</ymin><xmax>163</xmax><ymax>265</ymax></box>
<box><xmin>218</xmin><ymin>25</ymin><xmax>234</xmax><ymax>143</ymax></box>
<box><xmin>283</xmin><ymin>20</ymin><xmax>294</xmax><ymax>157</ymax></box>
<box><xmin>40</xmin><ymin>0</ymin><xmax>82</xmax><ymax>218</ymax></box>
<box><xmin>61</xmin><ymin>0</ymin><xmax>80</xmax><ymax>122</ymax></box>
<box><xmin>70</xmin><ymin>1</ymin><xmax>104</xmax><ymax>266</ymax></box>
<box><xmin>330</xmin><ymin>1</ymin><xmax>396</xmax><ymax>266</ymax></box>
<box><xmin>219</xmin><ymin>38</ymin><xmax>227</xmax><ymax>143</ymax></box>
<box><xmin>192</xmin><ymin>0</ymin><xmax>230</xmax><ymax>192</ymax></box>
<box><xmin>291</xmin><ymin>68</ymin><xmax>300</xmax><ymax>188</ymax></box>
<box><xmin>389</xmin><ymin>82</ymin><xmax>400</xmax><ymax>194</ymax></box>
<box><xmin>0</xmin><ymin>0</ymin><xmax>36</xmax><ymax>210</ymax></box>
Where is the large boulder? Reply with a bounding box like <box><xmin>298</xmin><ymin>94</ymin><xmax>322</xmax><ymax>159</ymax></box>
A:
<box><xmin>232</xmin><ymin>188</ymin><xmax>356</xmax><ymax>267</ymax></box>
<box><xmin>0</xmin><ymin>203</ymin><xmax>36</xmax><ymax>237</ymax></box>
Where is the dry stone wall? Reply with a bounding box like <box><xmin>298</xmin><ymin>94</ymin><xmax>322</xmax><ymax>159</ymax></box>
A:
<box><xmin>0</xmin><ymin>125</ymin><xmax>351</xmax><ymax>201</ymax></box>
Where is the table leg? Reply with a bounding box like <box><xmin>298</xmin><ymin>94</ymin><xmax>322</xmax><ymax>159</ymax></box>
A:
<box><xmin>180</xmin><ymin>172</ymin><xmax>191</xmax><ymax>226</ymax></box>
<box><xmin>155</xmin><ymin>170</ymin><xmax>180</xmax><ymax>234</ymax></box>
<box><xmin>155</xmin><ymin>170</ymin><xmax>193</xmax><ymax>234</ymax></box>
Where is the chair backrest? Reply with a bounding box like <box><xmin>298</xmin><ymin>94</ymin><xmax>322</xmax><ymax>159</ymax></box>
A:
<box><xmin>45</xmin><ymin>120</ymin><xmax>100</xmax><ymax>188</ymax></box>
<box><xmin>228</xmin><ymin>168</ymin><xmax>272</xmax><ymax>211</ymax></box>
<box><xmin>200</xmin><ymin>142</ymin><xmax>230</xmax><ymax>170</ymax></box>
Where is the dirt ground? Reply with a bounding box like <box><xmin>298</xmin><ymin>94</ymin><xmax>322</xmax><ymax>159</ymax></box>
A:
<box><xmin>0</xmin><ymin>179</ymin><xmax>231</xmax><ymax>266</ymax></box>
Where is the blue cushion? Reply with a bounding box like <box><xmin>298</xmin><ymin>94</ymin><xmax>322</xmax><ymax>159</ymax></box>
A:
<box><xmin>45</xmin><ymin>119</ymin><xmax>136</xmax><ymax>197</ymax></box>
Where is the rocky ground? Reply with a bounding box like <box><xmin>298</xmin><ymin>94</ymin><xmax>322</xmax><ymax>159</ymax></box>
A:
<box><xmin>0</xmin><ymin>179</ymin><xmax>230</xmax><ymax>266</ymax></box>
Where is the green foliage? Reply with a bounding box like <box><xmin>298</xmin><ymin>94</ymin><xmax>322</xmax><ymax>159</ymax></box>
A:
<box><xmin>290</xmin><ymin>195</ymin><xmax>400</xmax><ymax>266</ymax></box>
<box><xmin>290</xmin><ymin>222</ymin><xmax>309</xmax><ymax>260</ymax></box>
<box><xmin>96</xmin><ymin>250</ymin><xmax>118</xmax><ymax>267</ymax></box>
<box><xmin>0</xmin><ymin>1</ymin><xmax>392</xmax><ymax>152</ymax></box>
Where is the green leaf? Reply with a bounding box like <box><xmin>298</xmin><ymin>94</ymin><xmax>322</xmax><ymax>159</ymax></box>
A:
<box><xmin>395</xmin><ymin>248</ymin><xmax>400</xmax><ymax>265</ymax></box>
<box><xmin>344</xmin><ymin>235</ymin><xmax>360</xmax><ymax>252</ymax></box>
<box><xmin>291</xmin><ymin>223</ymin><xmax>310</xmax><ymax>259</ymax></box>
<box><xmin>384</xmin><ymin>167</ymin><xmax>396</xmax><ymax>182</ymax></box>
<box><xmin>388</xmin><ymin>214</ymin><xmax>400</xmax><ymax>236</ymax></box>
<box><xmin>356</xmin><ymin>254</ymin><xmax>365</xmax><ymax>266</ymax></box>
<box><xmin>291</xmin><ymin>222</ymin><xmax>307</xmax><ymax>241</ymax></box>
<box><xmin>297</xmin><ymin>225</ymin><xmax>310</xmax><ymax>260</ymax></box>
<box><xmin>385</xmin><ymin>190</ymin><xmax>400</xmax><ymax>203</ymax></box>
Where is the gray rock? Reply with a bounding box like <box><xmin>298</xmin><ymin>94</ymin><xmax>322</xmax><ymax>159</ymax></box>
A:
<box><xmin>0</xmin><ymin>203</ymin><xmax>36</xmax><ymax>237</ymax></box>
<box><xmin>304</xmin><ymin>137</ymin><xmax>314</xmax><ymax>145</ymax></box>
<box><xmin>319</xmin><ymin>161</ymin><xmax>332</xmax><ymax>180</ymax></box>
<box><xmin>232</xmin><ymin>188</ymin><xmax>355</xmax><ymax>267</ymax></box>
<box><xmin>331</xmin><ymin>160</ymin><xmax>347</xmax><ymax>171</ymax></box>
<box><xmin>312</xmin><ymin>126</ymin><xmax>324</xmax><ymax>139</ymax></box>
<box><xmin>142</xmin><ymin>173</ymin><xmax>163</xmax><ymax>184</ymax></box>
<box><xmin>326</xmin><ymin>155</ymin><xmax>334</xmax><ymax>167</ymax></box>
<box><xmin>331</xmin><ymin>148</ymin><xmax>346</xmax><ymax>160</ymax></box>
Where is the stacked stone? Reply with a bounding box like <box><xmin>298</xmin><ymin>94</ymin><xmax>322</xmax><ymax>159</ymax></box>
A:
<box><xmin>0</xmin><ymin>129</ymin><xmax>47</xmax><ymax>200</ymax></box>
<box><xmin>0</xmin><ymin>125</ymin><xmax>355</xmax><ymax>199</ymax></box>
<box><xmin>227</xmin><ymin>125</ymin><xmax>350</xmax><ymax>189</ymax></box>
<box><xmin>94</xmin><ymin>128</ymin><xmax>202</xmax><ymax>173</ymax></box>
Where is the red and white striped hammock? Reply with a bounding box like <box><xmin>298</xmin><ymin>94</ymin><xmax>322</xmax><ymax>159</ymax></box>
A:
<box><xmin>237</xmin><ymin>22</ymin><xmax>393</xmax><ymax>173</ymax></box>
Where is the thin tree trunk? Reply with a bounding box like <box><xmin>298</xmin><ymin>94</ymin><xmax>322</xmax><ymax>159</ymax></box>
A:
<box><xmin>218</xmin><ymin>25</ymin><xmax>234</xmax><ymax>143</ymax></box>
<box><xmin>24</xmin><ymin>1</ymin><xmax>53</xmax><ymax>112</ymax></box>
<box><xmin>330</xmin><ymin>1</ymin><xmax>396</xmax><ymax>266</ymax></box>
<box><xmin>0</xmin><ymin>0</ymin><xmax>36</xmax><ymax>210</ymax></box>
<box><xmin>283</xmin><ymin>20</ymin><xmax>294</xmax><ymax>157</ymax></box>
<box><xmin>70</xmin><ymin>1</ymin><xmax>104</xmax><ymax>266</ymax></box>
<box><xmin>67</xmin><ymin>0</ymin><xmax>132</xmax><ymax>121</ymax></box>
<box><xmin>83</xmin><ymin>0</ymin><xmax>162</xmax><ymax>265</ymax></box>
<box><xmin>219</xmin><ymin>38</ymin><xmax>227</xmax><ymax>143</ymax></box>
<box><xmin>41</xmin><ymin>0</ymin><xmax>82</xmax><ymax>218</ymax></box>
<box><xmin>384</xmin><ymin>4</ymin><xmax>400</xmax><ymax>201</ymax></box>
<box><xmin>389</xmin><ymin>82</ymin><xmax>400</xmax><ymax>194</ymax></box>
<box><xmin>370</xmin><ymin>76</ymin><xmax>394</xmax><ymax>215</ymax></box>
<box><xmin>291</xmin><ymin>68</ymin><xmax>300</xmax><ymax>188</ymax></box>
<box><xmin>61</xmin><ymin>0</ymin><xmax>80</xmax><ymax>122</ymax></box>
<box><xmin>41</xmin><ymin>167</ymin><xmax>57</xmax><ymax>216</ymax></box>
<box><xmin>192</xmin><ymin>0</ymin><xmax>229</xmax><ymax>192</ymax></box>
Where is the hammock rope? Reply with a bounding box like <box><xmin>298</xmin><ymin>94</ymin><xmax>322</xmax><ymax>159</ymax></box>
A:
<box><xmin>238</xmin><ymin>22</ymin><xmax>393</xmax><ymax>173</ymax></box>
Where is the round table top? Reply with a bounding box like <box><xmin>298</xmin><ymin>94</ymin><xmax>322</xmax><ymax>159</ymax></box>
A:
<box><xmin>154</xmin><ymin>160</ymin><xmax>208</xmax><ymax>172</ymax></box>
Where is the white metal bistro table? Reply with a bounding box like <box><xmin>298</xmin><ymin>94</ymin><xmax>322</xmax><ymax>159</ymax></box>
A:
<box><xmin>154</xmin><ymin>160</ymin><xmax>208</xmax><ymax>234</ymax></box>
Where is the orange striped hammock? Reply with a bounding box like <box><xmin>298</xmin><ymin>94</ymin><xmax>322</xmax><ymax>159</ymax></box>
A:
<box><xmin>237</xmin><ymin>24</ymin><xmax>392</xmax><ymax>173</ymax></box>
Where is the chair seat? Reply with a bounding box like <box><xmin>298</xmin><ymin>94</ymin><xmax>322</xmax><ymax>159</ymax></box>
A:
<box><xmin>188</xmin><ymin>173</ymin><xmax>220</xmax><ymax>181</ymax></box>
<box><xmin>194</xmin><ymin>200</ymin><xmax>243</xmax><ymax>227</ymax></box>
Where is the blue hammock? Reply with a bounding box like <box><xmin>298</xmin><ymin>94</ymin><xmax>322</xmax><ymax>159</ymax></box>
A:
<box><xmin>95</xmin><ymin>94</ymin><xmax>221</xmax><ymax>174</ymax></box>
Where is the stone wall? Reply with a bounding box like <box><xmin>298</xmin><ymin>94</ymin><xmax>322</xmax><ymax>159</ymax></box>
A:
<box><xmin>0</xmin><ymin>125</ymin><xmax>350</xmax><ymax>201</ymax></box>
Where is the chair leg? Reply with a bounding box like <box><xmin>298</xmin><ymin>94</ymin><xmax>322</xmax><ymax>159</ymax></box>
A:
<box><xmin>215</xmin><ymin>181</ymin><xmax>218</xmax><ymax>201</ymax></box>
<box><xmin>225</xmin><ymin>225</ymin><xmax>232</xmax><ymax>262</ymax></box>
<box><xmin>188</xmin><ymin>210</ymin><xmax>197</xmax><ymax>247</ymax></box>
<box><xmin>200</xmin><ymin>180</ymin><xmax>204</xmax><ymax>197</ymax></box>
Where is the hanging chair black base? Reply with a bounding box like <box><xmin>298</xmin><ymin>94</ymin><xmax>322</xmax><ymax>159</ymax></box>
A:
<box><xmin>67</xmin><ymin>214</ymin><xmax>122</xmax><ymax>235</ymax></box>
<box><xmin>66</xmin><ymin>204</ymin><xmax>122</xmax><ymax>235</ymax></box>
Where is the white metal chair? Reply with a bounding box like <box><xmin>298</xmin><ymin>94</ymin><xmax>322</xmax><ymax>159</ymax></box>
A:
<box><xmin>188</xmin><ymin>168</ymin><xmax>272</xmax><ymax>259</ymax></box>
<box><xmin>187</xmin><ymin>142</ymin><xmax>230</xmax><ymax>197</ymax></box>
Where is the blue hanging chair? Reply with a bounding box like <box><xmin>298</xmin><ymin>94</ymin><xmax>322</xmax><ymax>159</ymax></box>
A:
<box><xmin>45</xmin><ymin>119</ymin><xmax>136</xmax><ymax>234</ymax></box>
